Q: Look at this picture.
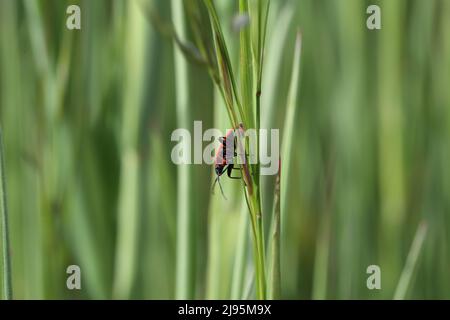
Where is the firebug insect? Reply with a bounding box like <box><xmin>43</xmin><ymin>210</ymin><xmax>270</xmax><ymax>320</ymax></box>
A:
<box><xmin>212</xmin><ymin>128</ymin><xmax>243</xmax><ymax>199</ymax></box>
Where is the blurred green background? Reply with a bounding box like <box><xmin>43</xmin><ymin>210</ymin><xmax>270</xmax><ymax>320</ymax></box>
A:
<box><xmin>0</xmin><ymin>0</ymin><xmax>449</xmax><ymax>299</ymax></box>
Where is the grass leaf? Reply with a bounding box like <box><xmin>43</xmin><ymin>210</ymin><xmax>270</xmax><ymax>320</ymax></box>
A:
<box><xmin>172</xmin><ymin>0</ymin><xmax>196</xmax><ymax>299</ymax></box>
<box><xmin>0</xmin><ymin>128</ymin><xmax>12</xmax><ymax>300</ymax></box>
<box><xmin>203</xmin><ymin>0</ymin><xmax>244</xmax><ymax>127</ymax></box>
<box><xmin>394</xmin><ymin>221</ymin><xmax>428</xmax><ymax>300</ymax></box>
<box><xmin>280</xmin><ymin>31</ymin><xmax>302</xmax><ymax>231</ymax></box>
<box><xmin>231</xmin><ymin>203</ymin><xmax>250</xmax><ymax>299</ymax></box>
<box><xmin>112</xmin><ymin>0</ymin><xmax>147</xmax><ymax>299</ymax></box>
<box><xmin>268</xmin><ymin>163</ymin><xmax>281</xmax><ymax>299</ymax></box>
<box><xmin>239</xmin><ymin>0</ymin><xmax>254</xmax><ymax>128</ymax></box>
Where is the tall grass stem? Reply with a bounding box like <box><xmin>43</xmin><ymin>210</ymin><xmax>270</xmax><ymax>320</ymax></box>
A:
<box><xmin>280</xmin><ymin>31</ymin><xmax>302</xmax><ymax>239</ymax></box>
<box><xmin>0</xmin><ymin>128</ymin><xmax>12</xmax><ymax>300</ymax></box>
<box><xmin>394</xmin><ymin>221</ymin><xmax>428</xmax><ymax>300</ymax></box>
<box><xmin>172</xmin><ymin>0</ymin><xmax>196</xmax><ymax>299</ymax></box>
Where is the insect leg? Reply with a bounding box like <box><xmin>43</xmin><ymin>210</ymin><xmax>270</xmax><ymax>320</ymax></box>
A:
<box><xmin>227</xmin><ymin>164</ymin><xmax>242</xmax><ymax>179</ymax></box>
<box><xmin>212</xmin><ymin>168</ymin><xmax>228</xmax><ymax>200</ymax></box>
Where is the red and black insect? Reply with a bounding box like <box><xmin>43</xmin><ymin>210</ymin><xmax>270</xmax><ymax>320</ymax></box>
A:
<box><xmin>212</xmin><ymin>128</ymin><xmax>242</xmax><ymax>199</ymax></box>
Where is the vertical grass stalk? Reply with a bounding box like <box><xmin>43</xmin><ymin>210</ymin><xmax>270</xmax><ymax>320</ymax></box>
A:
<box><xmin>394</xmin><ymin>221</ymin><xmax>428</xmax><ymax>300</ymax></box>
<box><xmin>113</xmin><ymin>0</ymin><xmax>147</xmax><ymax>299</ymax></box>
<box><xmin>268</xmin><ymin>162</ymin><xmax>281</xmax><ymax>299</ymax></box>
<box><xmin>172</xmin><ymin>0</ymin><xmax>196</xmax><ymax>300</ymax></box>
<box><xmin>280</xmin><ymin>32</ymin><xmax>302</xmax><ymax>233</ymax></box>
<box><xmin>252</xmin><ymin>0</ymin><xmax>270</xmax><ymax>301</ymax></box>
<box><xmin>0</xmin><ymin>128</ymin><xmax>12</xmax><ymax>299</ymax></box>
<box><xmin>238</xmin><ymin>0</ymin><xmax>268</xmax><ymax>300</ymax></box>
<box><xmin>231</xmin><ymin>202</ymin><xmax>250</xmax><ymax>299</ymax></box>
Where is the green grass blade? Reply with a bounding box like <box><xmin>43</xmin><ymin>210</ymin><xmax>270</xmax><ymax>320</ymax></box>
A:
<box><xmin>267</xmin><ymin>31</ymin><xmax>300</xmax><ymax>299</ymax></box>
<box><xmin>261</xmin><ymin>4</ymin><xmax>294</xmax><ymax>131</ymax></box>
<box><xmin>0</xmin><ymin>128</ymin><xmax>13</xmax><ymax>300</ymax></box>
<box><xmin>261</xmin><ymin>7</ymin><xmax>294</xmax><ymax>295</ymax></box>
<box><xmin>268</xmin><ymin>166</ymin><xmax>280</xmax><ymax>299</ymax></box>
<box><xmin>23</xmin><ymin>0</ymin><xmax>51</xmax><ymax>78</ymax></box>
<box><xmin>394</xmin><ymin>221</ymin><xmax>428</xmax><ymax>300</ymax></box>
<box><xmin>274</xmin><ymin>32</ymin><xmax>302</xmax><ymax>300</ymax></box>
<box><xmin>312</xmin><ymin>213</ymin><xmax>331</xmax><ymax>300</ymax></box>
<box><xmin>231</xmin><ymin>202</ymin><xmax>250</xmax><ymax>299</ymax></box>
<box><xmin>172</xmin><ymin>0</ymin><xmax>196</xmax><ymax>300</ymax></box>
<box><xmin>239</xmin><ymin>0</ymin><xmax>254</xmax><ymax>129</ymax></box>
<box><xmin>203</xmin><ymin>0</ymin><xmax>244</xmax><ymax>127</ymax></box>
<box><xmin>251</xmin><ymin>0</ymin><xmax>270</xmax><ymax>88</ymax></box>
<box><xmin>280</xmin><ymin>31</ymin><xmax>302</xmax><ymax>230</ymax></box>
<box><xmin>377</xmin><ymin>0</ymin><xmax>406</xmax><ymax>295</ymax></box>
<box><xmin>112</xmin><ymin>0</ymin><xmax>147</xmax><ymax>299</ymax></box>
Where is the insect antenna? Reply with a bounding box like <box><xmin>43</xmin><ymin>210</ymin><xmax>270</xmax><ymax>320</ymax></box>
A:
<box><xmin>212</xmin><ymin>175</ymin><xmax>227</xmax><ymax>200</ymax></box>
